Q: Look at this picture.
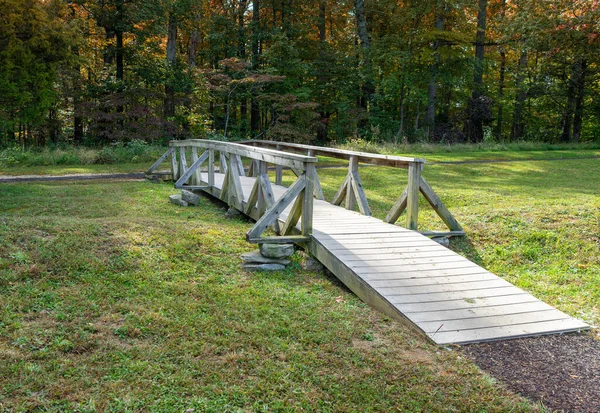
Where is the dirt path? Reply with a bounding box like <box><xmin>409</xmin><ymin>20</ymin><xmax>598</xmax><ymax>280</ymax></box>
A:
<box><xmin>0</xmin><ymin>172</ymin><xmax>145</xmax><ymax>183</ymax></box>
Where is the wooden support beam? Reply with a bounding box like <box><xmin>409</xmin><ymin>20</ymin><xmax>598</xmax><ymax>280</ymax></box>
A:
<box><xmin>420</xmin><ymin>230</ymin><xmax>466</xmax><ymax>237</ymax></box>
<box><xmin>170</xmin><ymin>149</ymin><xmax>179</xmax><ymax>180</ymax></box>
<box><xmin>313</xmin><ymin>170</ymin><xmax>325</xmax><ymax>200</ymax></box>
<box><xmin>208</xmin><ymin>149</ymin><xmax>215</xmax><ymax>187</ymax></box>
<box><xmin>258</xmin><ymin>172</ymin><xmax>281</xmax><ymax>233</ymax></box>
<box><xmin>406</xmin><ymin>161</ymin><xmax>422</xmax><ymax>231</ymax></box>
<box><xmin>345</xmin><ymin>157</ymin><xmax>357</xmax><ymax>211</ymax></box>
<box><xmin>419</xmin><ymin>177</ymin><xmax>463</xmax><ymax>232</ymax></box>
<box><xmin>220</xmin><ymin>152</ymin><xmax>228</xmax><ymax>174</ymax></box>
<box><xmin>350</xmin><ymin>171</ymin><xmax>371</xmax><ymax>216</ymax></box>
<box><xmin>245</xmin><ymin>178</ymin><xmax>260</xmax><ymax>215</ymax></box>
<box><xmin>332</xmin><ymin>174</ymin><xmax>350</xmax><ymax>206</ymax></box>
<box><xmin>146</xmin><ymin>147</ymin><xmax>174</xmax><ymax>174</ymax></box>
<box><xmin>235</xmin><ymin>154</ymin><xmax>245</xmax><ymax>176</ymax></box>
<box><xmin>229</xmin><ymin>155</ymin><xmax>245</xmax><ymax>209</ymax></box>
<box><xmin>246</xmin><ymin>175</ymin><xmax>306</xmax><ymax>240</ymax></box>
<box><xmin>281</xmin><ymin>192</ymin><xmax>303</xmax><ymax>235</ymax></box>
<box><xmin>302</xmin><ymin>164</ymin><xmax>316</xmax><ymax>236</ymax></box>
<box><xmin>275</xmin><ymin>144</ymin><xmax>283</xmax><ymax>185</ymax></box>
<box><xmin>385</xmin><ymin>185</ymin><xmax>408</xmax><ymax>224</ymax></box>
<box><xmin>179</xmin><ymin>147</ymin><xmax>188</xmax><ymax>177</ymax></box>
<box><xmin>174</xmin><ymin>150</ymin><xmax>208</xmax><ymax>189</ymax></box>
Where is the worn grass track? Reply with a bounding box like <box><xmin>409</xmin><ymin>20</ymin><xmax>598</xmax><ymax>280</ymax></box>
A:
<box><xmin>0</xmin><ymin>179</ymin><xmax>541</xmax><ymax>412</ymax></box>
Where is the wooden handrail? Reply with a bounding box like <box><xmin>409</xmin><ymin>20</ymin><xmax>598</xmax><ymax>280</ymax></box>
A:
<box><xmin>170</xmin><ymin>139</ymin><xmax>317</xmax><ymax>171</ymax></box>
<box><xmin>241</xmin><ymin>139</ymin><xmax>425</xmax><ymax>169</ymax></box>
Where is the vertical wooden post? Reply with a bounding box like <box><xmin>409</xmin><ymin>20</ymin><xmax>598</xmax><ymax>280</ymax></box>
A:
<box><xmin>179</xmin><ymin>147</ymin><xmax>188</xmax><ymax>178</ymax></box>
<box><xmin>302</xmin><ymin>163</ymin><xmax>316</xmax><ymax>237</ymax></box>
<box><xmin>406</xmin><ymin>161</ymin><xmax>422</xmax><ymax>231</ymax></box>
<box><xmin>345</xmin><ymin>156</ymin><xmax>358</xmax><ymax>211</ymax></box>
<box><xmin>208</xmin><ymin>149</ymin><xmax>215</xmax><ymax>188</ymax></box>
<box><xmin>275</xmin><ymin>144</ymin><xmax>283</xmax><ymax>185</ymax></box>
<box><xmin>170</xmin><ymin>148</ymin><xmax>178</xmax><ymax>181</ymax></box>
<box><xmin>257</xmin><ymin>160</ymin><xmax>268</xmax><ymax>216</ymax></box>
<box><xmin>191</xmin><ymin>147</ymin><xmax>199</xmax><ymax>185</ymax></box>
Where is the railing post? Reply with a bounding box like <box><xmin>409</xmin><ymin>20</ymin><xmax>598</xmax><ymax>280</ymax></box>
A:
<box><xmin>406</xmin><ymin>161</ymin><xmax>423</xmax><ymax>230</ymax></box>
<box><xmin>302</xmin><ymin>162</ymin><xmax>316</xmax><ymax>237</ymax></box>
<box><xmin>275</xmin><ymin>144</ymin><xmax>283</xmax><ymax>185</ymax></box>
<box><xmin>345</xmin><ymin>156</ymin><xmax>358</xmax><ymax>211</ymax></box>
<box><xmin>208</xmin><ymin>149</ymin><xmax>215</xmax><ymax>188</ymax></box>
<box><xmin>170</xmin><ymin>147</ymin><xmax>178</xmax><ymax>180</ymax></box>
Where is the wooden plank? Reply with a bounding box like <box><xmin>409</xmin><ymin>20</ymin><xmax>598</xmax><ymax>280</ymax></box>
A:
<box><xmin>313</xmin><ymin>170</ymin><xmax>325</xmax><ymax>200</ymax></box>
<box><xmin>235</xmin><ymin>154</ymin><xmax>245</xmax><ymax>176</ymax></box>
<box><xmin>373</xmin><ymin>279</ymin><xmax>512</xmax><ymax>296</ymax></box>
<box><xmin>406</xmin><ymin>161</ymin><xmax>421</xmax><ymax>231</ymax></box>
<box><xmin>430</xmin><ymin>318</ymin><xmax>589</xmax><ymax>345</ymax></box>
<box><xmin>387</xmin><ymin>287</ymin><xmax>524</xmax><ymax>304</ymax></box>
<box><xmin>368</xmin><ymin>273</ymin><xmax>500</xmax><ymax>288</ymax></box>
<box><xmin>419</xmin><ymin>177</ymin><xmax>463</xmax><ymax>232</ymax></box>
<box><xmin>347</xmin><ymin>255</ymin><xmax>470</xmax><ymax>268</ymax></box>
<box><xmin>408</xmin><ymin>301</ymin><xmax>556</xmax><ymax>323</ymax></box>
<box><xmin>336</xmin><ymin>250</ymin><xmax>465</xmax><ymax>262</ymax></box>
<box><xmin>359</xmin><ymin>267</ymin><xmax>494</xmax><ymax>281</ymax></box>
<box><xmin>220</xmin><ymin>152</ymin><xmax>228</xmax><ymax>174</ymax></box>
<box><xmin>258</xmin><ymin>173</ymin><xmax>281</xmax><ymax>233</ymax></box>
<box><xmin>393</xmin><ymin>294</ymin><xmax>535</xmax><ymax>313</ymax></box>
<box><xmin>179</xmin><ymin>147</ymin><xmax>188</xmax><ymax>176</ymax></box>
<box><xmin>420</xmin><ymin>309</ymin><xmax>572</xmax><ymax>334</ymax></box>
<box><xmin>246</xmin><ymin>175</ymin><xmax>306</xmax><ymax>240</ymax></box>
<box><xmin>345</xmin><ymin>157</ymin><xmax>357</xmax><ymax>211</ymax></box>
<box><xmin>421</xmin><ymin>231</ymin><xmax>466</xmax><ymax>237</ymax></box>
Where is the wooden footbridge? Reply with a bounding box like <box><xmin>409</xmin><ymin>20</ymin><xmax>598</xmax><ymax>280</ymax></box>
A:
<box><xmin>147</xmin><ymin>139</ymin><xmax>588</xmax><ymax>345</ymax></box>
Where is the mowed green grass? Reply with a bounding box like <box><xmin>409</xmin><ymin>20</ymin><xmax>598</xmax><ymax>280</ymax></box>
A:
<box><xmin>1</xmin><ymin>181</ymin><xmax>540</xmax><ymax>412</ymax></box>
<box><xmin>1</xmin><ymin>148</ymin><xmax>598</xmax><ymax>412</ymax></box>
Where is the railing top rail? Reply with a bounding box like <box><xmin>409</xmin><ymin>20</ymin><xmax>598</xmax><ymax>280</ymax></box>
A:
<box><xmin>170</xmin><ymin>139</ymin><xmax>317</xmax><ymax>170</ymax></box>
<box><xmin>242</xmin><ymin>140</ymin><xmax>425</xmax><ymax>168</ymax></box>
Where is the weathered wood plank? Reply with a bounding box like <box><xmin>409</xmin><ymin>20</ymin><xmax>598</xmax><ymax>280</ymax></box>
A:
<box><xmin>408</xmin><ymin>301</ymin><xmax>556</xmax><ymax>323</ymax></box>
<box><xmin>385</xmin><ymin>186</ymin><xmax>408</xmax><ymax>224</ymax></box>
<box><xmin>430</xmin><ymin>318</ymin><xmax>589</xmax><ymax>345</ymax></box>
<box><xmin>302</xmin><ymin>163</ymin><xmax>316</xmax><ymax>236</ymax></box>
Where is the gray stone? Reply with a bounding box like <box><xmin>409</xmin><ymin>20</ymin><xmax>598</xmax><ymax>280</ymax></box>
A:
<box><xmin>181</xmin><ymin>190</ymin><xmax>201</xmax><ymax>206</ymax></box>
<box><xmin>301</xmin><ymin>256</ymin><xmax>324</xmax><ymax>272</ymax></box>
<box><xmin>169</xmin><ymin>194</ymin><xmax>188</xmax><ymax>207</ymax></box>
<box><xmin>243</xmin><ymin>263</ymin><xmax>286</xmax><ymax>271</ymax></box>
<box><xmin>241</xmin><ymin>251</ymin><xmax>290</xmax><ymax>265</ymax></box>
<box><xmin>225</xmin><ymin>207</ymin><xmax>242</xmax><ymax>218</ymax></box>
<box><xmin>260</xmin><ymin>243</ymin><xmax>295</xmax><ymax>259</ymax></box>
<box><xmin>432</xmin><ymin>237</ymin><xmax>450</xmax><ymax>248</ymax></box>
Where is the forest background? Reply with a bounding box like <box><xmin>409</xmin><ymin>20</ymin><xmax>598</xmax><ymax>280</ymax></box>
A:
<box><xmin>1</xmin><ymin>0</ymin><xmax>599</xmax><ymax>150</ymax></box>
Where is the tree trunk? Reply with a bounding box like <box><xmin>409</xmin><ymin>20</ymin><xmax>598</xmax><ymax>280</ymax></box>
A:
<box><xmin>469</xmin><ymin>0</ymin><xmax>487</xmax><ymax>142</ymax></box>
<box><xmin>511</xmin><ymin>51</ymin><xmax>527</xmax><ymax>140</ymax></box>
<box><xmin>354</xmin><ymin>0</ymin><xmax>374</xmax><ymax>113</ymax></box>
<box><xmin>425</xmin><ymin>1</ymin><xmax>445</xmax><ymax>139</ymax></box>
<box><xmin>316</xmin><ymin>1</ymin><xmax>328</xmax><ymax>144</ymax></box>
<box><xmin>561</xmin><ymin>59</ymin><xmax>581</xmax><ymax>143</ymax></box>
<box><xmin>250</xmin><ymin>0</ymin><xmax>260</xmax><ymax>134</ymax></box>
<box><xmin>572</xmin><ymin>58</ymin><xmax>587</xmax><ymax>143</ymax></box>
<box><xmin>164</xmin><ymin>12</ymin><xmax>178</xmax><ymax>119</ymax></box>
<box><xmin>238</xmin><ymin>0</ymin><xmax>247</xmax><ymax>58</ymax></box>
<box><xmin>495</xmin><ymin>48</ymin><xmax>506</xmax><ymax>140</ymax></box>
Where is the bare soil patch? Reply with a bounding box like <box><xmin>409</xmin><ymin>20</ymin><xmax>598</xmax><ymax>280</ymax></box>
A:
<box><xmin>462</xmin><ymin>333</ymin><xmax>600</xmax><ymax>413</ymax></box>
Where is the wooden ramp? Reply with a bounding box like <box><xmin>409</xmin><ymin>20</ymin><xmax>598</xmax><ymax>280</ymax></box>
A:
<box><xmin>204</xmin><ymin>172</ymin><xmax>588</xmax><ymax>345</ymax></box>
<box><xmin>154</xmin><ymin>140</ymin><xmax>589</xmax><ymax>345</ymax></box>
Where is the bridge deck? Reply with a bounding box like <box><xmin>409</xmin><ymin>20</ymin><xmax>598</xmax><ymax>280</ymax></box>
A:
<box><xmin>200</xmin><ymin>172</ymin><xmax>588</xmax><ymax>345</ymax></box>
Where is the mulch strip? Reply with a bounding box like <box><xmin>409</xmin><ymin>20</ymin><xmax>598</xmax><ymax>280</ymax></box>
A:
<box><xmin>462</xmin><ymin>332</ymin><xmax>600</xmax><ymax>413</ymax></box>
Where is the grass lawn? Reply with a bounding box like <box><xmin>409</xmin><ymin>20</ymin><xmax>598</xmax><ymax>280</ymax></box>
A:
<box><xmin>1</xmin><ymin>145</ymin><xmax>598</xmax><ymax>412</ymax></box>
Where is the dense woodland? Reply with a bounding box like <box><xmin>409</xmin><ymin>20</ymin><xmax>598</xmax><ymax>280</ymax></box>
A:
<box><xmin>1</xmin><ymin>0</ymin><xmax>599</xmax><ymax>148</ymax></box>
